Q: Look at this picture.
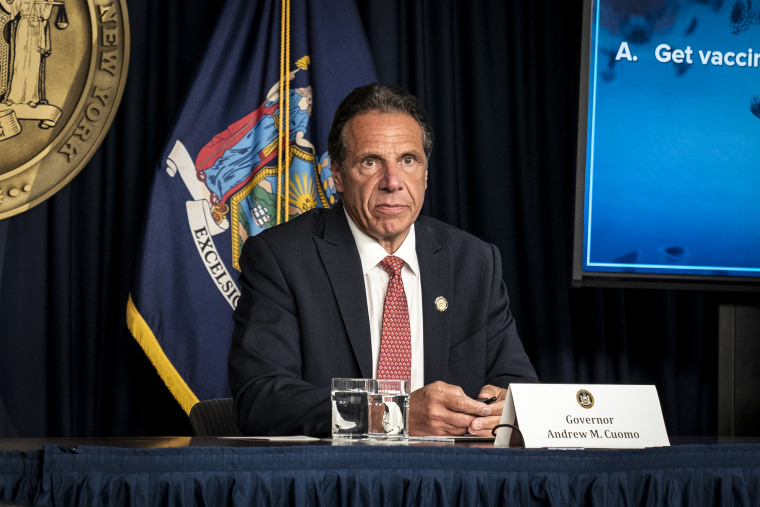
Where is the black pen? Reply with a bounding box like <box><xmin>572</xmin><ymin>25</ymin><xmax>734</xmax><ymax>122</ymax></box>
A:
<box><xmin>477</xmin><ymin>396</ymin><xmax>497</xmax><ymax>405</ymax></box>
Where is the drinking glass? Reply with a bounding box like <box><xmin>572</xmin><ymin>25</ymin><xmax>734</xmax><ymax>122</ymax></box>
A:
<box><xmin>331</xmin><ymin>378</ymin><xmax>373</xmax><ymax>439</ymax></box>
<box><xmin>368</xmin><ymin>379</ymin><xmax>410</xmax><ymax>440</ymax></box>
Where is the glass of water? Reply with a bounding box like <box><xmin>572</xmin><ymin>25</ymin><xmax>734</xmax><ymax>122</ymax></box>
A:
<box><xmin>368</xmin><ymin>379</ymin><xmax>410</xmax><ymax>440</ymax></box>
<box><xmin>331</xmin><ymin>378</ymin><xmax>372</xmax><ymax>439</ymax></box>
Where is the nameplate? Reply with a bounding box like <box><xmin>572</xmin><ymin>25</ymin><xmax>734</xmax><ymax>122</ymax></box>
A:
<box><xmin>494</xmin><ymin>384</ymin><xmax>670</xmax><ymax>449</ymax></box>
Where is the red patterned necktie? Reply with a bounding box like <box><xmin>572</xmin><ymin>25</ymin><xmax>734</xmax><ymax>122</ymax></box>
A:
<box><xmin>377</xmin><ymin>255</ymin><xmax>412</xmax><ymax>380</ymax></box>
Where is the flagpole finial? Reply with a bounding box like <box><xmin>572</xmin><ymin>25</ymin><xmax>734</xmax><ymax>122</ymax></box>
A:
<box><xmin>295</xmin><ymin>56</ymin><xmax>310</xmax><ymax>70</ymax></box>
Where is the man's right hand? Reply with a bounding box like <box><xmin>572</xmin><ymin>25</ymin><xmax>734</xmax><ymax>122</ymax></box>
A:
<box><xmin>408</xmin><ymin>381</ymin><xmax>493</xmax><ymax>436</ymax></box>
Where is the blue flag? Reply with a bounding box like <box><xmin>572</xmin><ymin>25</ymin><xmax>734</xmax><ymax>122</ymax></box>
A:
<box><xmin>127</xmin><ymin>0</ymin><xmax>377</xmax><ymax>414</ymax></box>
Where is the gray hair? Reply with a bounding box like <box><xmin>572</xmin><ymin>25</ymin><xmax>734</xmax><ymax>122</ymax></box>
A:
<box><xmin>327</xmin><ymin>84</ymin><xmax>434</xmax><ymax>169</ymax></box>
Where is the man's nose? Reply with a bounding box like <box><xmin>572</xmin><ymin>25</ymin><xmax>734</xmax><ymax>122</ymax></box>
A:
<box><xmin>380</xmin><ymin>164</ymin><xmax>403</xmax><ymax>191</ymax></box>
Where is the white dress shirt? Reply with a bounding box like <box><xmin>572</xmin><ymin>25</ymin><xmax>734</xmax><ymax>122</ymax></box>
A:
<box><xmin>344</xmin><ymin>211</ymin><xmax>425</xmax><ymax>391</ymax></box>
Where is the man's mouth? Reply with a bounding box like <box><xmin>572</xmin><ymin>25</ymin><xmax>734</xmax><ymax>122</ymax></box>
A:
<box><xmin>375</xmin><ymin>204</ymin><xmax>406</xmax><ymax>212</ymax></box>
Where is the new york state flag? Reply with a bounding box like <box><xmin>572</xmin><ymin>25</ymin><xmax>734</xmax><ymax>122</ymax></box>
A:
<box><xmin>127</xmin><ymin>0</ymin><xmax>376</xmax><ymax>415</ymax></box>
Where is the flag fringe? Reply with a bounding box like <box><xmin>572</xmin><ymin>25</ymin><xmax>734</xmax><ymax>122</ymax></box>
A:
<box><xmin>126</xmin><ymin>294</ymin><xmax>200</xmax><ymax>415</ymax></box>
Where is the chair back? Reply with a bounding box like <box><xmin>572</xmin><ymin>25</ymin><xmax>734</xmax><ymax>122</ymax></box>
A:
<box><xmin>188</xmin><ymin>398</ymin><xmax>244</xmax><ymax>436</ymax></box>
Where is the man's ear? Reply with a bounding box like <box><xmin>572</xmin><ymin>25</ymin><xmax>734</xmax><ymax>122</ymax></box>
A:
<box><xmin>332</xmin><ymin>163</ymin><xmax>344</xmax><ymax>193</ymax></box>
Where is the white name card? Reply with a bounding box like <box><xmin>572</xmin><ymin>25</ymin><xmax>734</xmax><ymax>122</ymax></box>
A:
<box><xmin>494</xmin><ymin>384</ymin><xmax>670</xmax><ymax>449</ymax></box>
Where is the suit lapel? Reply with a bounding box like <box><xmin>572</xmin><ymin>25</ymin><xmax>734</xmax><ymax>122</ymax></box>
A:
<box><xmin>315</xmin><ymin>204</ymin><xmax>373</xmax><ymax>378</ymax></box>
<box><xmin>416</xmin><ymin>219</ymin><xmax>453</xmax><ymax>385</ymax></box>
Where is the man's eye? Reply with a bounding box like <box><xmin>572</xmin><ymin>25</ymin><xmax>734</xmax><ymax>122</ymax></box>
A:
<box><xmin>403</xmin><ymin>157</ymin><xmax>415</xmax><ymax>165</ymax></box>
<box><xmin>363</xmin><ymin>159</ymin><xmax>375</xmax><ymax>167</ymax></box>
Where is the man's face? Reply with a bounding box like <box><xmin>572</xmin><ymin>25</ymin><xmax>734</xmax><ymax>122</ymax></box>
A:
<box><xmin>333</xmin><ymin>111</ymin><xmax>428</xmax><ymax>254</ymax></box>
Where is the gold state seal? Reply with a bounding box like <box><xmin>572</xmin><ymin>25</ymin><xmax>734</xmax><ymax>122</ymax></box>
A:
<box><xmin>0</xmin><ymin>0</ymin><xmax>129</xmax><ymax>219</ymax></box>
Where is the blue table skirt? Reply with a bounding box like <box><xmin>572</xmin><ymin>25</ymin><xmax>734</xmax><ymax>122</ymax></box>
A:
<box><xmin>2</xmin><ymin>443</ymin><xmax>760</xmax><ymax>506</ymax></box>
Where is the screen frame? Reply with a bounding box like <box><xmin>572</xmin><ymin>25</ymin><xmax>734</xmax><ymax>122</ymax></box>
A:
<box><xmin>571</xmin><ymin>0</ymin><xmax>760</xmax><ymax>292</ymax></box>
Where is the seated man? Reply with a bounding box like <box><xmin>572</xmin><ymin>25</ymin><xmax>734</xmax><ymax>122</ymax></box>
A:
<box><xmin>228</xmin><ymin>83</ymin><xmax>538</xmax><ymax>437</ymax></box>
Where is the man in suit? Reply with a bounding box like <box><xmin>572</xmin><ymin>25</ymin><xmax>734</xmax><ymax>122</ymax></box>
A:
<box><xmin>228</xmin><ymin>84</ymin><xmax>538</xmax><ymax>437</ymax></box>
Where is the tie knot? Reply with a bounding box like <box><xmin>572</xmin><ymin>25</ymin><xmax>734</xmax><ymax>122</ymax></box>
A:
<box><xmin>380</xmin><ymin>255</ymin><xmax>404</xmax><ymax>277</ymax></box>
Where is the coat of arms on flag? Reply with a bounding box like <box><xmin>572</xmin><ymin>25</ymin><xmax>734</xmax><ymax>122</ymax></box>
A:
<box><xmin>169</xmin><ymin>56</ymin><xmax>340</xmax><ymax>276</ymax></box>
<box><xmin>127</xmin><ymin>0</ymin><xmax>376</xmax><ymax>415</ymax></box>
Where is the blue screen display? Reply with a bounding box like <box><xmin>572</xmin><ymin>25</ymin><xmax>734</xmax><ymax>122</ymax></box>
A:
<box><xmin>579</xmin><ymin>0</ymin><xmax>760</xmax><ymax>282</ymax></box>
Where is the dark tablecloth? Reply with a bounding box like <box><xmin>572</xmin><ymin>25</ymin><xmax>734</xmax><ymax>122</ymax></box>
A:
<box><xmin>2</xmin><ymin>443</ymin><xmax>760</xmax><ymax>505</ymax></box>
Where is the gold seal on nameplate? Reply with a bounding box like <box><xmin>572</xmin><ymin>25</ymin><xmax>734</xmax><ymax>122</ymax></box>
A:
<box><xmin>0</xmin><ymin>0</ymin><xmax>130</xmax><ymax>219</ymax></box>
<box><xmin>576</xmin><ymin>389</ymin><xmax>594</xmax><ymax>409</ymax></box>
<box><xmin>434</xmin><ymin>296</ymin><xmax>448</xmax><ymax>312</ymax></box>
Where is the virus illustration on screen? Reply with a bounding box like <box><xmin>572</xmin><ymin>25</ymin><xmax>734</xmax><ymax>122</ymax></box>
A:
<box><xmin>729</xmin><ymin>0</ymin><xmax>760</xmax><ymax>120</ymax></box>
<box><xmin>597</xmin><ymin>0</ymin><xmax>722</xmax><ymax>81</ymax></box>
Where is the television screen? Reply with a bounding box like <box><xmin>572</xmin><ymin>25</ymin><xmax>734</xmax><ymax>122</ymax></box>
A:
<box><xmin>573</xmin><ymin>0</ymin><xmax>760</xmax><ymax>289</ymax></box>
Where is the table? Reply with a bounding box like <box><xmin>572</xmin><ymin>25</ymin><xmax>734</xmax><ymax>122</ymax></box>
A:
<box><xmin>2</xmin><ymin>437</ymin><xmax>760</xmax><ymax>506</ymax></box>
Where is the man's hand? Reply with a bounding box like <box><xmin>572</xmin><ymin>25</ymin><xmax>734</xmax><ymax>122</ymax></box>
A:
<box><xmin>408</xmin><ymin>381</ymin><xmax>494</xmax><ymax>436</ymax></box>
<box><xmin>467</xmin><ymin>385</ymin><xmax>508</xmax><ymax>437</ymax></box>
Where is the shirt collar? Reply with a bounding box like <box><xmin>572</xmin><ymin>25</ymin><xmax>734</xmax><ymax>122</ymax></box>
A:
<box><xmin>343</xmin><ymin>208</ymin><xmax>419</xmax><ymax>276</ymax></box>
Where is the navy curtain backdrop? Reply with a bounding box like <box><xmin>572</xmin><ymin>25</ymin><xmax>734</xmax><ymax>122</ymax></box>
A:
<box><xmin>0</xmin><ymin>0</ymin><xmax>745</xmax><ymax>437</ymax></box>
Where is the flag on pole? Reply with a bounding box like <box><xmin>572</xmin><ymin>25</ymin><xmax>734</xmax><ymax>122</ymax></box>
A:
<box><xmin>127</xmin><ymin>0</ymin><xmax>377</xmax><ymax>414</ymax></box>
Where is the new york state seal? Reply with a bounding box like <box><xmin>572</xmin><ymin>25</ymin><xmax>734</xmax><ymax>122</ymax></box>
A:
<box><xmin>0</xmin><ymin>0</ymin><xmax>129</xmax><ymax>219</ymax></box>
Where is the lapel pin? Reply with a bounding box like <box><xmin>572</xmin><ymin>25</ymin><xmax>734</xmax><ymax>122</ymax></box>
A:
<box><xmin>434</xmin><ymin>296</ymin><xmax>448</xmax><ymax>312</ymax></box>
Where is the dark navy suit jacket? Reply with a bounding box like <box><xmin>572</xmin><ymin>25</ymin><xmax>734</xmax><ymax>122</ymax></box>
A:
<box><xmin>228</xmin><ymin>202</ymin><xmax>538</xmax><ymax>436</ymax></box>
